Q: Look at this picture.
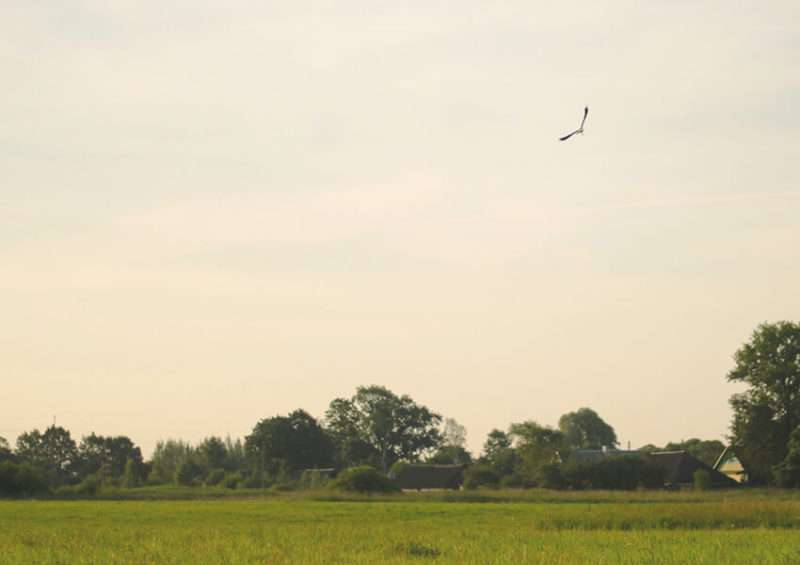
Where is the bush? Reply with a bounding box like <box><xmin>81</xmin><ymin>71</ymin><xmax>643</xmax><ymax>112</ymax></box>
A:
<box><xmin>205</xmin><ymin>468</ymin><xmax>226</xmax><ymax>487</ymax></box>
<box><xmin>463</xmin><ymin>464</ymin><xmax>501</xmax><ymax>489</ymax></box>
<box><xmin>694</xmin><ymin>468</ymin><xmax>711</xmax><ymax>491</ymax></box>
<box><xmin>175</xmin><ymin>459</ymin><xmax>203</xmax><ymax>486</ymax></box>
<box><xmin>561</xmin><ymin>455</ymin><xmax>665</xmax><ymax>490</ymax></box>
<box><xmin>222</xmin><ymin>473</ymin><xmax>241</xmax><ymax>489</ymax></box>
<box><xmin>327</xmin><ymin>466</ymin><xmax>401</xmax><ymax>494</ymax></box>
<box><xmin>0</xmin><ymin>462</ymin><xmax>49</xmax><ymax>496</ymax></box>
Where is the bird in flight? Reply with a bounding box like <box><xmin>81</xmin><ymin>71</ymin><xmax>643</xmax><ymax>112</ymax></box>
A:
<box><xmin>559</xmin><ymin>106</ymin><xmax>588</xmax><ymax>141</ymax></box>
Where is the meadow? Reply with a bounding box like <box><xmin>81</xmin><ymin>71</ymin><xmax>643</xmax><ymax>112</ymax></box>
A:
<box><xmin>3</xmin><ymin>489</ymin><xmax>800</xmax><ymax>564</ymax></box>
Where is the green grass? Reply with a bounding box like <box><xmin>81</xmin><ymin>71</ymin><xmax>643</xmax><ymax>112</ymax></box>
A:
<box><xmin>3</xmin><ymin>490</ymin><xmax>800</xmax><ymax>563</ymax></box>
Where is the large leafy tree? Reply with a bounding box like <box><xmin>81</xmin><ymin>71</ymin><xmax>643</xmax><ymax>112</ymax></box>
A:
<box><xmin>15</xmin><ymin>426</ymin><xmax>78</xmax><ymax>487</ymax></box>
<box><xmin>245</xmin><ymin>409</ymin><xmax>333</xmax><ymax>477</ymax></box>
<box><xmin>427</xmin><ymin>418</ymin><xmax>472</xmax><ymax>465</ymax></box>
<box><xmin>558</xmin><ymin>407</ymin><xmax>618</xmax><ymax>450</ymax></box>
<box><xmin>509</xmin><ymin>421</ymin><xmax>566</xmax><ymax>487</ymax></box>
<box><xmin>76</xmin><ymin>434</ymin><xmax>144</xmax><ymax>481</ymax></box>
<box><xmin>728</xmin><ymin>321</ymin><xmax>800</xmax><ymax>485</ymax></box>
<box><xmin>480</xmin><ymin>428</ymin><xmax>516</xmax><ymax>477</ymax></box>
<box><xmin>325</xmin><ymin>385</ymin><xmax>442</xmax><ymax>472</ymax></box>
<box><xmin>663</xmin><ymin>438</ymin><xmax>725</xmax><ymax>467</ymax></box>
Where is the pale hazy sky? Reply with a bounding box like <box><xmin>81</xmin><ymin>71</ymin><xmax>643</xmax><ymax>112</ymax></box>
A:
<box><xmin>3</xmin><ymin>1</ymin><xmax>799</xmax><ymax>458</ymax></box>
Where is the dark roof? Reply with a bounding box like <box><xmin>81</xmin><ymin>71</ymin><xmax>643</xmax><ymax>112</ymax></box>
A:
<box><xmin>571</xmin><ymin>449</ymin><xmax>644</xmax><ymax>462</ymax></box>
<box><xmin>393</xmin><ymin>464</ymin><xmax>466</xmax><ymax>490</ymax></box>
<box><xmin>650</xmin><ymin>451</ymin><xmax>739</xmax><ymax>487</ymax></box>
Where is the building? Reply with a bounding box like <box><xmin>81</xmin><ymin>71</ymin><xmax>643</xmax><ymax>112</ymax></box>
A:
<box><xmin>392</xmin><ymin>464</ymin><xmax>466</xmax><ymax>491</ymax></box>
<box><xmin>650</xmin><ymin>451</ymin><xmax>739</xmax><ymax>488</ymax></box>
<box><xmin>713</xmin><ymin>446</ymin><xmax>747</xmax><ymax>483</ymax></box>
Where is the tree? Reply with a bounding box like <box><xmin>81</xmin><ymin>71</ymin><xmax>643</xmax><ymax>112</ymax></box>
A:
<box><xmin>325</xmin><ymin>385</ymin><xmax>442</xmax><ymax>472</ymax></box>
<box><xmin>509</xmin><ymin>421</ymin><xmax>566</xmax><ymax>487</ymax></box>
<box><xmin>147</xmin><ymin>439</ymin><xmax>194</xmax><ymax>485</ymax></box>
<box><xmin>427</xmin><ymin>418</ymin><xmax>472</xmax><ymax>465</ymax></box>
<box><xmin>480</xmin><ymin>429</ymin><xmax>516</xmax><ymax>478</ymax></box>
<box><xmin>76</xmin><ymin>434</ymin><xmax>144</xmax><ymax>482</ymax></box>
<box><xmin>663</xmin><ymin>439</ymin><xmax>725</xmax><ymax>467</ymax></box>
<box><xmin>15</xmin><ymin>426</ymin><xmax>78</xmax><ymax>487</ymax></box>
<box><xmin>197</xmin><ymin>437</ymin><xmax>228</xmax><ymax>474</ymax></box>
<box><xmin>0</xmin><ymin>437</ymin><xmax>13</xmax><ymax>463</ymax></box>
<box><xmin>727</xmin><ymin>321</ymin><xmax>800</xmax><ymax>485</ymax></box>
<box><xmin>245</xmin><ymin>409</ymin><xmax>333</xmax><ymax>479</ymax></box>
<box><xmin>558</xmin><ymin>408</ymin><xmax>618</xmax><ymax>450</ymax></box>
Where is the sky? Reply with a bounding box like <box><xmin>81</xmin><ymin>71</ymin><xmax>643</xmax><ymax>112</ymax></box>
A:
<box><xmin>3</xmin><ymin>1</ymin><xmax>800</xmax><ymax>459</ymax></box>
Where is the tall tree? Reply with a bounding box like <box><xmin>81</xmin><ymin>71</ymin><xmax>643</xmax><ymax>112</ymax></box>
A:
<box><xmin>480</xmin><ymin>429</ymin><xmax>516</xmax><ymax>477</ymax></box>
<box><xmin>427</xmin><ymin>418</ymin><xmax>472</xmax><ymax>464</ymax></box>
<box><xmin>15</xmin><ymin>426</ymin><xmax>78</xmax><ymax>487</ymax></box>
<box><xmin>245</xmin><ymin>409</ymin><xmax>333</xmax><ymax>478</ymax></box>
<box><xmin>663</xmin><ymin>439</ymin><xmax>725</xmax><ymax>467</ymax></box>
<box><xmin>558</xmin><ymin>408</ymin><xmax>618</xmax><ymax>450</ymax></box>
<box><xmin>76</xmin><ymin>434</ymin><xmax>144</xmax><ymax>480</ymax></box>
<box><xmin>147</xmin><ymin>439</ymin><xmax>194</xmax><ymax>485</ymax></box>
<box><xmin>509</xmin><ymin>421</ymin><xmax>566</xmax><ymax>487</ymax></box>
<box><xmin>728</xmin><ymin>321</ymin><xmax>800</xmax><ymax>485</ymax></box>
<box><xmin>325</xmin><ymin>385</ymin><xmax>442</xmax><ymax>472</ymax></box>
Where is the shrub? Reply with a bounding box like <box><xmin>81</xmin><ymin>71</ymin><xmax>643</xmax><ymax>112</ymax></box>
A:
<box><xmin>222</xmin><ymin>473</ymin><xmax>241</xmax><ymax>489</ymax></box>
<box><xmin>327</xmin><ymin>466</ymin><xmax>400</xmax><ymax>493</ymax></box>
<box><xmin>205</xmin><ymin>468</ymin><xmax>226</xmax><ymax>487</ymax></box>
<box><xmin>463</xmin><ymin>464</ymin><xmax>501</xmax><ymax>489</ymax></box>
<box><xmin>175</xmin><ymin>459</ymin><xmax>203</xmax><ymax>486</ymax></box>
<box><xmin>0</xmin><ymin>462</ymin><xmax>49</xmax><ymax>496</ymax></box>
<box><xmin>694</xmin><ymin>468</ymin><xmax>711</xmax><ymax>491</ymax></box>
<box><xmin>561</xmin><ymin>455</ymin><xmax>665</xmax><ymax>490</ymax></box>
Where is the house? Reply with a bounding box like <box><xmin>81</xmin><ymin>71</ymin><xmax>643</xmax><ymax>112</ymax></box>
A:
<box><xmin>392</xmin><ymin>464</ymin><xmax>466</xmax><ymax>491</ymax></box>
<box><xmin>713</xmin><ymin>446</ymin><xmax>747</xmax><ymax>483</ymax></box>
<box><xmin>649</xmin><ymin>451</ymin><xmax>739</xmax><ymax>488</ymax></box>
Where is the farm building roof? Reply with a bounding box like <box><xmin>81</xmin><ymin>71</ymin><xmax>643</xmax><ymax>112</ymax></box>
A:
<box><xmin>392</xmin><ymin>464</ymin><xmax>466</xmax><ymax>490</ymax></box>
<box><xmin>650</xmin><ymin>451</ymin><xmax>739</xmax><ymax>487</ymax></box>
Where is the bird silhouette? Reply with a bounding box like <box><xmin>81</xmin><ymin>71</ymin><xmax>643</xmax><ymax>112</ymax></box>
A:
<box><xmin>559</xmin><ymin>106</ymin><xmax>588</xmax><ymax>141</ymax></box>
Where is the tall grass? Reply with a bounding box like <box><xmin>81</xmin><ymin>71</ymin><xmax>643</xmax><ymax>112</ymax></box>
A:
<box><xmin>3</xmin><ymin>491</ymin><xmax>800</xmax><ymax>563</ymax></box>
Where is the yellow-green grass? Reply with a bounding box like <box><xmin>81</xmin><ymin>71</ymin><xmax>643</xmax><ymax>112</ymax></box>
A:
<box><xmin>3</xmin><ymin>492</ymin><xmax>800</xmax><ymax>563</ymax></box>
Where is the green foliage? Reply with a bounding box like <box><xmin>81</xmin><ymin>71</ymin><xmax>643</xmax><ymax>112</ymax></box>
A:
<box><xmin>560</xmin><ymin>456</ymin><xmax>665</xmax><ymax>490</ymax></box>
<box><xmin>15</xmin><ymin>426</ymin><xmax>78</xmax><ymax>487</ymax></box>
<box><xmin>510</xmin><ymin>421</ymin><xmax>566</xmax><ymax>487</ymax></box>
<box><xmin>463</xmin><ymin>463</ymin><xmax>501</xmax><ymax>489</ymax></box>
<box><xmin>558</xmin><ymin>408</ymin><xmax>618</xmax><ymax>450</ymax></box>
<box><xmin>0</xmin><ymin>437</ymin><xmax>12</xmax><ymax>463</ymax></box>
<box><xmin>222</xmin><ymin>473</ymin><xmax>241</xmax><ymax>489</ymax></box>
<box><xmin>245</xmin><ymin>409</ymin><xmax>333</xmax><ymax>478</ymax></box>
<box><xmin>204</xmin><ymin>469</ymin><xmax>226</xmax><ymax>487</ymax></box>
<box><xmin>728</xmin><ymin>321</ymin><xmax>800</xmax><ymax>485</ymax></box>
<box><xmin>325</xmin><ymin>385</ymin><xmax>442</xmax><ymax>473</ymax></box>
<box><xmin>694</xmin><ymin>468</ymin><xmax>711</xmax><ymax>491</ymax></box>
<box><xmin>480</xmin><ymin>429</ymin><xmax>516</xmax><ymax>478</ymax></box>
<box><xmin>148</xmin><ymin>440</ymin><xmax>194</xmax><ymax>485</ymax></box>
<box><xmin>662</xmin><ymin>439</ymin><xmax>725</xmax><ymax>467</ymax></box>
<box><xmin>773</xmin><ymin>427</ymin><xmax>800</xmax><ymax>487</ymax></box>
<box><xmin>327</xmin><ymin>466</ymin><xmax>401</xmax><ymax>493</ymax></box>
<box><xmin>0</xmin><ymin>461</ymin><xmax>49</xmax><ymax>496</ymax></box>
<box><xmin>120</xmin><ymin>458</ymin><xmax>143</xmax><ymax>488</ymax></box>
<box><xmin>175</xmin><ymin>458</ymin><xmax>203</xmax><ymax>486</ymax></box>
<box><xmin>76</xmin><ymin>434</ymin><xmax>144</xmax><ymax>482</ymax></box>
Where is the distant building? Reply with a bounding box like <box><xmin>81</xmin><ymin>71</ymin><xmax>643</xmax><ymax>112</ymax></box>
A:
<box><xmin>650</xmin><ymin>451</ymin><xmax>739</xmax><ymax>488</ymax></box>
<box><xmin>392</xmin><ymin>464</ymin><xmax>466</xmax><ymax>491</ymax></box>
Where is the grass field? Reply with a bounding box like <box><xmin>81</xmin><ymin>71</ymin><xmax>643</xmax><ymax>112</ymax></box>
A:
<box><xmin>3</xmin><ymin>490</ymin><xmax>800</xmax><ymax>563</ymax></box>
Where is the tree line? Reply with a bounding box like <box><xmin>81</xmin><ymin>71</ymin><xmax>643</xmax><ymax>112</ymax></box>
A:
<box><xmin>3</xmin><ymin>320</ymin><xmax>799</xmax><ymax>494</ymax></box>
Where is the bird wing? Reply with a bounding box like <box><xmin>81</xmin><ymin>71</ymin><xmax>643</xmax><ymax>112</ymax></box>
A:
<box><xmin>559</xmin><ymin>130</ymin><xmax>578</xmax><ymax>141</ymax></box>
<box><xmin>579</xmin><ymin>106</ymin><xmax>588</xmax><ymax>129</ymax></box>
